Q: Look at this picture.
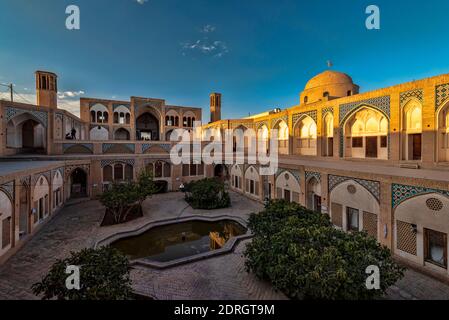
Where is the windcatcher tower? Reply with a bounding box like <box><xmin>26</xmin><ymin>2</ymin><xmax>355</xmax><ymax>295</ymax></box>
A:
<box><xmin>35</xmin><ymin>71</ymin><xmax>58</xmax><ymax>109</ymax></box>
<box><xmin>210</xmin><ymin>92</ymin><xmax>221</xmax><ymax>123</ymax></box>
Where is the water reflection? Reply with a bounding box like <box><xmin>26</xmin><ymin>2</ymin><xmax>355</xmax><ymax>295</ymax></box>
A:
<box><xmin>111</xmin><ymin>220</ymin><xmax>246</xmax><ymax>262</ymax></box>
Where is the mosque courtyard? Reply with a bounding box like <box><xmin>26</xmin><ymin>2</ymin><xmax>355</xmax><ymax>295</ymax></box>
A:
<box><xmin>0</xmin><ymin>191</ymin><xmax>448</xmax><ymax>300</ymax></box>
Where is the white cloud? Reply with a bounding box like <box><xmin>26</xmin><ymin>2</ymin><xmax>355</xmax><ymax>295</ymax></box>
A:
<box><xmin>181</xmin><ymin>39</ymin><xmax>228</xmax><ymax>58</ymax></box>
<box><xmin>57</xmin><ymin>90</ymin><xmax>85</xmax><ymax>100</ymax></box>
<box><xmin>201</xmin><ymin>25</ymin><xmax>216</xmax><ymax>33</ymax></box>
<box><xmin>57</xmin><ymin>99</ymin><xmax>81</xmax><ymax>117</ymax></box>
<box><xmin>136</xmin><ymin>0</ymin><xmax>148</xmax><ymax>4</ymax></box>
<box><xmin>182</xmin><ymin>24</ymin><xmax>228</xmax><ymax>58</ymax></box>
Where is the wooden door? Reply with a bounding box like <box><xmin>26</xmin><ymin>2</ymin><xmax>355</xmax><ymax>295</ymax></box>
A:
<box><xmin>365</xmin><ymin>136</ymin><xmax>378</xmax><ymax>158</ymax></box>
<box><xmin>412</xmin><ymin>134</ymin><xmax>422</xmax><ymax>160</ymax></box>
<box><xmin>284</xmin><ymin>190</ymin><xmax>291</xmax><ymax>202</ymax></box>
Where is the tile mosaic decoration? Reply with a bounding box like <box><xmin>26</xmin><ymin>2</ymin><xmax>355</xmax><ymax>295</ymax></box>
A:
<box><xmin>436</xmin><ymin>83</ymin><xmax>449</xmax><ymax>110</ymax></box>
<box><xmin>292</xmin><ymin>110</ymin><xmax>317</xmax><ymax>127</ymax></box>
<box><xmin>392</xmin><ymin>183</ymin><xmax>449</xmax><ymax>208</ymax></box>
<box><xmin>400</xmin><ymin>89</ymin><xmax>423</xmax><ymax>106</ymax></box>
<box><xmin>5</xmin><ymin>107</ymin><xmax>48</xmax><ymax>127</ymax></box>
<box><xmin>142</xmin><ymin>143</ymin><xmax>172</xmax><ymax>153</ymax></box>
<box><xmin>329</xmin><ymin>174</ymin><xmax>380</xmax><ymax>203</ymax></box>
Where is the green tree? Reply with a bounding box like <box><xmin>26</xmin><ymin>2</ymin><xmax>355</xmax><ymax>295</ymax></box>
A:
<box><xmin>245</xmin><ymin>200</ymin><xmax>405</xmax><ymax>300</ymax></box>
<box><xmin>32</xmin><ymin>247</ymin><xmax>133</xmax><ymax>300</ymax></box>
<box><xmin>184</xmin><ymin>178</ymin><xmax>231</xmax><ymax>209</ymax></box>
<box><xmin>100</xmin><ymin>170</ymin><xmax>158</xmax><ymax>224</ymax></box>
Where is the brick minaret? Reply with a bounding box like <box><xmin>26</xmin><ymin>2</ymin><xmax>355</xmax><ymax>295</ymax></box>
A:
<box><xmin>35</xmin><ymin>71</ymin><xmax>58</xmax><ymax>109</ymax></box>
<box><xmin>210</xmin><ymin>92</ymin><xmax>221</xmax><ymax>123</ymax></box>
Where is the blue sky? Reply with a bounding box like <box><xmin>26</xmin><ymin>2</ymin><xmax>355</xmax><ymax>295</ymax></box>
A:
<box><xmin>1</xmin><ymin>0</ymin><xmax>449</xmax><ymax>120</ymax></box>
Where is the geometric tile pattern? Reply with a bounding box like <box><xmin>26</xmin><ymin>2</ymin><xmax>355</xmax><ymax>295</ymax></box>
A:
<box><xmin>339</xmin><ymin>133</ymin><xmax>345</xmax><ymax>158</ymax></box>
<box><xmin>400</xmin><ymin>89</ymin><xmax>423</xmax><ymax>106</ymax></box>
<box><xmin>436</xmin><ymin>83</ymin><xmax>449</xmax><ymax>110</ymax></box>
<box><xmin>392</xmin><ymin>183</ymin><xmax>449</xmax><ymax>209</ymax></box>
<box><xmin>19</xmin><ymin>176</ymin><xmax>31</xmax><ymax>187</ymax></box>
<box><xmin>328</xmin><ymin>174</ymin><xmax>380</xmax><ymax>203</ymax></box>
<box><xmin>102</xmin><ymin>143</ymin><xmax>135</xmax><ymax>153</ymax></box>
<box><xmin>142</xmin><ymin>143</ymin><xmax>172</xmax><ymax>153</ymax></box>
<box><xmin>322</xmin><ymin>107</ymin><xmax>334</xmax><ymax>116</ymax></box>
<box><xmin>100</xmin><ymin>159</ymin><xmax>135</xmax><ymax>168</ymax></box>
<box><xmin>32</xmin><ymin>171</ymin><xmax>51</xmax><ymax>185</ymax></box>
<box><xmin>255</xmin><ymin>121</ymin><xmax>269</xmax><ymax>130</ymax></box>
<box><xmin>270</xmin><ymin>115</ymin><xmax>288</xmax><ymax>128</ymax></box>
<box><xmin>275</xmin><ymin>168</ymin><xmax>301</xmax><ymax>185</ymax></box>
<box><xmin>396</xmin><ymin>220</ymin><xmax>417</xmax><ymax>256</ymax></box>
<box><xmin>339</xmin><ymin>95</ymin><xmax>390</xmax><ymax>125</ymax></box>
<box><xmin>51</xmin><ymin>167</ymin><xmax>64</xmax><ymax>180</ymax></box>
<box><xmin>363</xmin><ymin>211</ymin><xmax>378</xmax><ymax>239</ymax></box>
<box><xmin>55</xmin><ymin>112</ymin><xmax>63</xmax><ymax>121</ymax></box>
<box><xmin>63</xmin><ymin>143</ymin><xmax>93</xmax><ymax>152</ymax></box>
<box><xmin>5</xmin><ymin>107</ymin><xmax>48</xmax><ymax>127</ymax></box>
<box><xmin>292</xmin><ymin>110</ymin><xmax>317</xmax><ymax>127</ymax></box>
<box><xmin>305</xmin><ymin>171</ymin><xmax>321</xmax><ymax>183</ymax></box>
<box><xmin>230</xmin><ymin>122</ymin><xmax>254</xmax><ymax>129</ymax></box>
<box><xmin>0</xmin><ymin>181</ymin><xmax>14</xmax><ymax>202</ymax></box>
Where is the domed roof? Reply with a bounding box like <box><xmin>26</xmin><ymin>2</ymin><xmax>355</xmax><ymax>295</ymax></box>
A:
<box><xmin>304</xmin><ymin>70</ymin><xmax>354</xmax><ymax>90</ymax></box>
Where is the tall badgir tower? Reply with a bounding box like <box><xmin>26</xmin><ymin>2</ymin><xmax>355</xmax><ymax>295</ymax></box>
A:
<box><xmin>35</xmin><ymin>70</ymin><xmax>58</xmax><ymax>109</ymax></box>
<box><xmin>210</xmin><ymin>92</ymin><xmax>221</xmax><ymax>123</ymax></box>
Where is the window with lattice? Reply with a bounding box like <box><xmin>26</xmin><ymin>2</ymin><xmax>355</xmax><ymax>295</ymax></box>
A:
<box><xmin>397</xmin><ymin>220</ymin><xmax>417</xmax><ymax>255</ymax></box>
<box><xmin>331</xmin><ymin>202</ymin><xmax>343</xmax><ymax>227</ymax></box>
<box><xmin>363</xmin><ymin>211</ymin><xmax>378</xmax><ymax>239</ymax></box>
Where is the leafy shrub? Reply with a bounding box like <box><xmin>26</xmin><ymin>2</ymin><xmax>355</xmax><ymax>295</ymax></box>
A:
<box><xmin>184</xmin><ymin>178</ymin><xmax>231</xmax><ymax>209</ymax></box>
<box><xmin>32</xmin><ymin>247</ymin><xmax>133</xmax><ymax>300</ymax></box>
<box><xmin>245</xmin><ymin>200</ymin><xmax>405</xmax><ymax>300</ymax></box>
<box><xmin>100</xmin><ymin>170</ymin><xmax>158</xmax><ymax>224</ymax></box>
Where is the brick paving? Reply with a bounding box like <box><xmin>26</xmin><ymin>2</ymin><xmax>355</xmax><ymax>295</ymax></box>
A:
<box><xmin>0</xmin><ymin>191</ymin><xmax>449</xmax><ymax>300</ymax></box>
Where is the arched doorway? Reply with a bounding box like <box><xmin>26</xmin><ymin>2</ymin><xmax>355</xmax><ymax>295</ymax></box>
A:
<box><xmin>90</xmin><ymin>126</ymin><xmax>109</xmax><ymax>140</ymax></box>
<box><xmin>114</xmin><ymin>128</ymin><xmax>130</xmax><ymax>140</ymax></box>
<box><xmin>165</xmin><ymin>129</ymin><xmax>174</xmax><ymax>141</ymax></box>
<box><xmin>273</xmin><ymin>120</ymin><xmax>289</xmax><ymax>155</ymax></box>
<box><xmin>306</xmin><ymin>177</ymin><xmax>322</xmax><ymax>212</ymax></box>
<box><xmin>22</xmin><ymin>119</ymin><xmax>37</xmax><ymax>148</ymax></box>
<box><xmin>275</xmin><ymin>171</ymin><xmax>301</xmax><ymax>203</ymax></box>
<box><xmin>70</xmin><ymin>168</ymin><xmax>88</xmax><ymax>198</ymax></box>
<box><xmin>6</xmin><ymin>113</ymin><xmax>46</xmax><ymax>154</ymax></box>
<box><xmin>293</xmin><ymin>116</ymin><xmax>317</xmax><ymax>156</ymax></box>
<box><xmin>136</xmin><ymin>112</ymin><xmax>160</xmax><ymax>141</ymax></box>
<box><xmin>230</xmin><ymin>165</ymin><xmax>243</xmax><ymax>191</ymax></box>
<box><xmin>343</xmin><ymin>107</ymin><xmax>388</xmax><ymax>159</ymax></box>
<box><xmin>402</xmin><ymin>99</ymin><xmax>422</xmax><ymax>160</ymax></box>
